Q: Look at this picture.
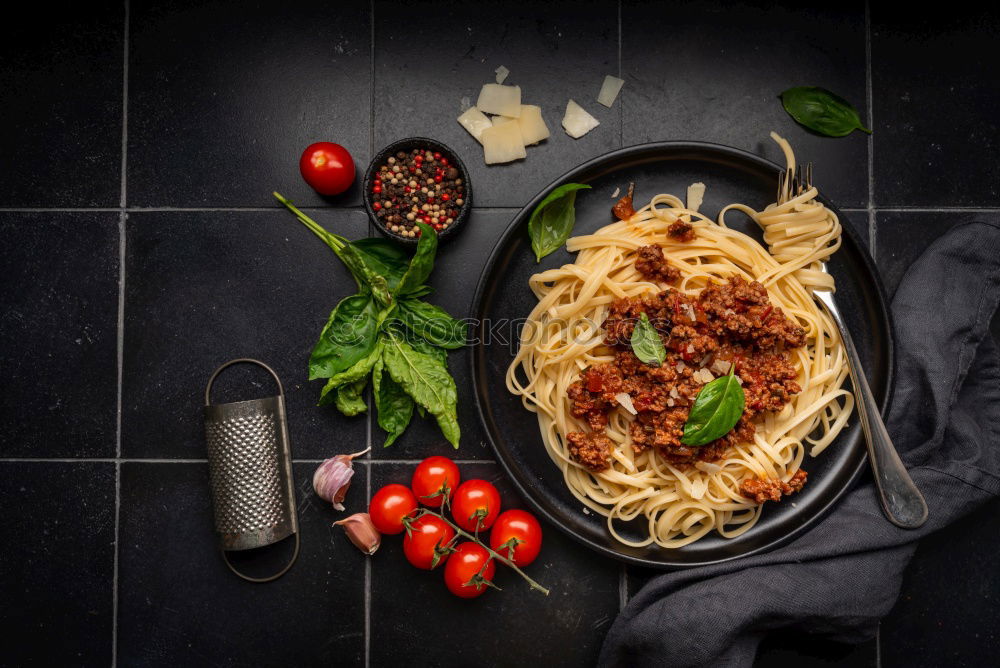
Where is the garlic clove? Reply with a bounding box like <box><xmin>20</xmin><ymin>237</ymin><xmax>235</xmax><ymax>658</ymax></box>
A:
<box><xmin>334</xmin><ymin>513</ymin><xmax>381</xmax><ymax>555</ymax></box>
<box><xmin>313</xmin><ymin>448</ymin><xmax>370</xmax><ymax>511</ymax></box>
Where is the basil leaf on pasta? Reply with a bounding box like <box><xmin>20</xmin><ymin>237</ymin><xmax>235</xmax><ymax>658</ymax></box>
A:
<box><xmin>528</xmin><ymin>183</ymin><xmax>592</xmax><ymax>262</ymax></box>
<box><xmin>681</xmin><ymin>366</ymin><xmax>745</xmax><ymax>446</ymax></box>
<box><xmin>630</xmin><ymin>313</ymin><xmax>666</xmax><ymax>366</ymax></box>
<box><xmin>780</xmin><ymin>86</ymin><xmax>871</xmax><ymax>138</ymax></box>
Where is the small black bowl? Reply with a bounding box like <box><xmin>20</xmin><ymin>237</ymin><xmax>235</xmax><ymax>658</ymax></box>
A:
<box><xmin>363</xmin><ymin>137</ymin><xmax>473</xmax><ymax>246</ymax></box>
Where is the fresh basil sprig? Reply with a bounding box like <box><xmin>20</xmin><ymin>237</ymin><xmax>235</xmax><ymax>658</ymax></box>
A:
<box><xmin>528</xmin><ymin>183</ymin><xmax>591</xmax><ymax>262</ymax></box>
<box><xmin>630</xmin><ymin>313</ymin><xmax>666</xmax><ymax>366</ymax></box>
<box><xmin>780</xmin><ymin>86</ymin><xmax>871</xmax><ymax>138</ymax></box>
<box><xmin>681</xmin><ymin>365</ymin><xmax>745</xmax><ymax>446</ymax></box>
<box><xmin>275</xmin><ymin>192</ymin><xmax>463</xmax><ymax>448</ymax></box>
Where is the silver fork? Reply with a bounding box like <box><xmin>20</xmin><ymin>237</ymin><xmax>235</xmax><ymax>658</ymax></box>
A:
<box><xmin>780</xmin><ymin>165</ymin><xmax>928</xmax><ymax>529</ymax></box>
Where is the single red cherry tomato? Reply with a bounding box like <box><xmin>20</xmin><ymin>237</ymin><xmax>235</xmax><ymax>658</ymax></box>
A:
<box><xmin>489</xmin><ymin>509</ymin><xmax>543</xmax><ymax>567</ymax></box>
<box><xmin>402</xmin><ymin>515</ymin><xmax>456</xmax><ymax>570</ymax></box>
<box><xmin>451</xmin><ymin>479</ymin><xmax>501</xmax><ymax>532</ymax></box>
<box><xmin>368</xmin><ymin>484</ymin><xmax>417</xmax><ymax>535</ymax></box>
<box><xmin>299</xmin><ymin>142</ymin><xmax>355</xmax><ymax>195</ymax></box>
<box><xmin>443</xmin><ymin>542</ymin><xmax>496</xmax><ymax>599</ymax></box>
<box><xmin>411</xmin><ymin>456</ymin><xmax>461</xmax><ymax>508</ymax></box>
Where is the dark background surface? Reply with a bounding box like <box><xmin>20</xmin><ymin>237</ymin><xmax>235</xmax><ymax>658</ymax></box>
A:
<box><xmin>1</xmin><ymin>1</ymin><xmax>998</xmax><ymax>666</ymax></box>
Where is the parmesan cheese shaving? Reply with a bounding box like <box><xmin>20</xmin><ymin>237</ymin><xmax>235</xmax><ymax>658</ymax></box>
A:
<box><xmin>615</xmin><ymin>393</ymin><xmax>637</xmax><ymax>415</ymax></box>
<box><xmin>477</xmin><ymin>83</ymin><xmax>522</xmax><ymax>117</ymax></box>
<box><xmin>687</xmin><ymin>182</ymin><xmax>706</xmax><ymax>212</ymax></box>
<box><xmin>611</xmin><ymin>186</ymin><xmax>621</xmax><ymax>198</ymax></box>
<box><xmin>514</xmin><ymin>104</ymin><xmax>550</xmax><ymax>145</ymax></box>
<box><xmin>597</xmin><ymin>75</ymin><xmax>625</xmax><ymax>107</ymax></box>
<box><xmin>495</xmin><ymin>65</ymin><xmax>510</xmax><ymax>84</ymax></box>
<box><xmin>711</xmin><ymin>359</ymin><xmax>732</xmax><ymax>376</ymax></box>
<box><xmin>561</xmin><ymin>99</ymin><xmax>600</xmax><ymax>138</ymax></box>
<box><xmin>457</xmin><ymin>107</ymin><xmax>493</xmax><ymax>144</ymax></box>
<box><xmin>481</xmin><ymin>121</ymin><xmax>527</xmax><ymax>164</ymax></box>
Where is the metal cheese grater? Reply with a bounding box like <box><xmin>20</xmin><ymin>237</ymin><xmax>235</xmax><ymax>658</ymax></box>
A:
<box><xmin>203</xmin><ymin>358</ymin><xmax>299</xmax><ymax>582</ymax></box>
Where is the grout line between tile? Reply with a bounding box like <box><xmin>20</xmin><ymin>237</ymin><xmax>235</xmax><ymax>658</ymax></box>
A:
<box><xmin>366</xmin><ymin>7</ymin><xmax>374</xmax><ymax>664</ymax></box>
<box><xmin>369</xmin><ymin>0</ymin><xmax>375</xmax><ymax>162</ymax></box>
<box><xmin>113</xmin><ymin>2</ymin><xmax>130</xmax><ymax>665</ymax></box>
<box><xmin>617</xmin><ymin>0</ymin><xmax>623</xmax><ymax>149</ymax></box>
<box><xmin>865</xmin><ymin>0</ymin><xmax>876</xmax><ymax>256</ymax></box>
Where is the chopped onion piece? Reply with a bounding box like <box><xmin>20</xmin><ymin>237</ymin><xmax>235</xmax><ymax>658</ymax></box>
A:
<box><xmin>615</xmin><ymin>392</ymin><xmax>637</xmax><ymax>415</ymax></box>
<box><xmin>667</xmin><ymin>398</ymin><xmax>675</xmax><ymax>407</ymax></box>
<box><xmin>457</xmin><ymin>107</ymin><xmax>493</xmax><ymax>144</ymax></box>
<box><xmin>514</xmin><ymin>104</ymin><xmax>550</xmax><ymax>145</ymax></box>
<box><xmin>597</xmin><ymin>75</ymin><xmax>625</xmax><ymax>108</ymax></box>
<box><xmin>477</xmin><ymin>83</ymin><xmax>522</xmax><ymax>117</ymax></box>
<box><xmin>675</xmin><ymin>361</ymin><xmax>687</xmax><ymax>373</ymax></box>
<box><xmin>611</xmin><ymin>186</ymin><xmax>621</xmax><ymax>198</ymax></box>
<box><xmin>687</xmin><ymin>182</ymin><xmax>706</xmax><ymax>212</ymax></box>
<box><xmin>495</xmin><ymin>65</ymin><xmax>510</xmax><ymax>84</ymax></box>
<box><xmin>695</xmin><ymin>461</ymin><xmax>722</xmax><ymax>474</ymax></box>
<box><xmin>562</xmin><ymin>99</ymin><xmax>600</xmax><ymax>138</ymax></box>
<box><xmin>669</xmin><ymin>387</ymin><xmax>680</xmax><ymax>399</ymax></box>
<box><xmin>481</xmin><ymin>121</ymin><xmax>527</xmax><ymax>164</ymax></box>
<box><xmin>682</xmin><ymin>303</ymin><xmax>697</xmax><ymax>322</ymax></box>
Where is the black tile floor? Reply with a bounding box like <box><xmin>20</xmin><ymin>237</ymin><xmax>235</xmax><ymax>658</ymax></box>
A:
<box><xmin>3</xmin><ymin>1</ymin><xmax>999</xmax><ymax>666</ymax></box>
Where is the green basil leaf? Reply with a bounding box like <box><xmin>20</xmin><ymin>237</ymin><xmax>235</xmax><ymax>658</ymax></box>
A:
<box><xmin>780</xmin><ymin>86</ymin><xmax>871</xmax><ymax>137</ymax></box>
<box><xmin>396</xmin><ymin>222</ymin><xmax>438</xmax><ymax>296</ymax></box>
<box><xmin>528</xmin><ymin>183</ymin><xmax>592</xmax><ymax>262</ymax></box>
<box><xmin>373</xmin><ymin>356</ymin><xmax>414</xmax><ymax>447</ymax></box>
<box><xmin>630</xmin><ymin>313</ymin><xmax>666</xmax><ymax>366</ymax></box>
<box><xmin>395</xmin><ymin>299</ymin><xmax>468</xmax><ymax>349</ymax></box>
<box><xmin>336</xmin><ymin>244</ymin><xmax>394</xmax><ymax>305</ymax></box>
<box><xmin>331</xmin><ymin>377</ymin><xmax>368</xmax><ymax>416</ymax></box>
<box><xmin>681</xmin><ymin>366</ymin><xmax>745</xmax><ymax>446</ymax></box>
<box><xmin>381</xmin><ymin>331</ymin><xmax>460</xmax><ymax>448</ymax></box>
<box><xmin>350</xmin><ymin>238</ymin><xmax>411</xmax><ymax>292</ymax></box>
<box><xmin>308</xmin><ymin>293</ymin><xmax>378</xmax><ymax>380</ymax></box>
<box><xmin>318</xmin><ymin>339</ymin><xmax>384</xmax><ymax>404</ymax></box>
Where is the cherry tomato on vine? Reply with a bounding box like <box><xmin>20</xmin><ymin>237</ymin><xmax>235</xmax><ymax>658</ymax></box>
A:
<box><xmin>299</xmin><ymin>141</ymin><xmax>355</xmax><ymax>195</ymax></box>
<box><xmin>443</xmin><ymin>542</ymin><xmax>496</xmax><ymax>599</ymax></box>
<box><xmin>368</xmin><ymin>484</ymin><xmax>417</xmax><ymax>535</ymax></box>
<box><xmin>451</xmin><ymin>479</ymin><xmax>501</xmax><ymax>532</ymax></box>
<box><xmin>402</xmin><ymin>515</ymin><xmax>456</xmax><ymax>570</ymax></box>
<box><xmin>489</xmin><ymin>509</ymin><xmax>543</xmax><ymax>567</ymax></box>
<box><xmin>411</xmin><ymin>456</ymin><xmax>461</xmax><ymax>508</ymax></box>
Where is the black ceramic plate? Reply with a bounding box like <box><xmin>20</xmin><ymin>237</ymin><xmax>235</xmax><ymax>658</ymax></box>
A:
<box><xmin>470</xmin><ymin>142</ymin><xmax>894</xmax><ymax>569</ymax></box>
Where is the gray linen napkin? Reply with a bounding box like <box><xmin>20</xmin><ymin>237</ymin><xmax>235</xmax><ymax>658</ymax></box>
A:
<box><xmin>599</xmin><ymin>221</ymin><xmax>1000</xmax><ymax>667</ymax></box>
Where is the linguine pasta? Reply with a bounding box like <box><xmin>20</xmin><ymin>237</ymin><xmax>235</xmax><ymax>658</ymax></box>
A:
<box><xmin>505</xmin><ymin>133</ymin><xmax>854</xmax><ymax>548</ymax></box>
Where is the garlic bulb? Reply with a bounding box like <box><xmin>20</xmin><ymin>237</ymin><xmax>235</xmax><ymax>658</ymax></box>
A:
<box><xmin>334</xmin><ymin>513</ymin><xmax>381</xmax><ymax>555</ymax></box>
<box><xmin>312</xmin><ymin>448</ymin><xmax>369</xmax><ymax>511</ymax></box>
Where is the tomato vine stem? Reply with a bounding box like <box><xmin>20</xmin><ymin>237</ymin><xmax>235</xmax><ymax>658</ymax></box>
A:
<box><xmin>413</xmin><ymin>508</ymin><xmax>550</xmax><ymax>596</ymax></box>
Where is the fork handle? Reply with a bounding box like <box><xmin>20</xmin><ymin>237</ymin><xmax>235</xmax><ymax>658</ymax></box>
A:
<box><xmin>827</xmin><ymin>307</ymin><xmax>929</xmax><ymax>529</ymax></box>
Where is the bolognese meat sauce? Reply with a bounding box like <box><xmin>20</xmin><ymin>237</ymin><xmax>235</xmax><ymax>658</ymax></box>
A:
<box><xmin>565</xmin><ymin>244</ymin><xmax>809</xmax><ymax>502</ymax></box>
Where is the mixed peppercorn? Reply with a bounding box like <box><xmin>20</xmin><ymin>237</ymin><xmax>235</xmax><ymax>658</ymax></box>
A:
<box><xmin>371</xmin><ymin>148</ymin><xmax>466</xmax><ymax>238</ymax></box>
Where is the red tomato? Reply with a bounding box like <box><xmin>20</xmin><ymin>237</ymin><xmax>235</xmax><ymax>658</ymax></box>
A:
<box><xmin>451</xmin><ymin>479</ymin><xmax>501</xmax><ymax>532</ymax></box>
<box><xmin>411</xmin><ymin>456</ymin><xmax>461</xmax><ymax>508</ymax></box>
<box><xmin>489</xmin><ymin>509</ymin><xmax>543</xmax><ymax>567</ymax></box>
<box><xmin>443</xmin><ymin>542</ymin><xmax>496</xmax><ymax>599</ymax></box>
<box><xmin>402</xmin><ymin>515</ymin><xmax>456</xmax><ymax>570</ymax></box>
<box><xmin>368</xmin><ymin>484</ymin><xmax>417</xmax><ymax>535</ymax></box>
<box><xmin>299</xmin><ymin>142</ymin><xmax>355</xmax><ymax>195</ymax></box>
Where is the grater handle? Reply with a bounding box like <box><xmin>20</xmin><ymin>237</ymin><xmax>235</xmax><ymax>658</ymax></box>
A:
<box><xmin>222</xmin><ymin>531</ymin><xmax>300</xmax><ymax>583</ymax></box>
<box><xmin>205</xmin><ymin>358</ymin><xmax>285</xmax><ymax>406</ymax></box>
